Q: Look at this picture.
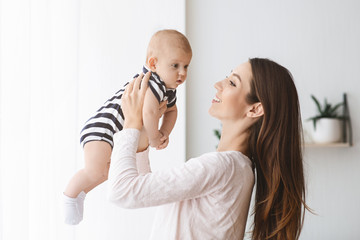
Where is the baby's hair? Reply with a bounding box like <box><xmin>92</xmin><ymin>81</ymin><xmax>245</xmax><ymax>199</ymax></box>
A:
<box><xmin>146</xmin><ymin>29</ymin><xmax>192</xmax><ymax>61</ymax></box>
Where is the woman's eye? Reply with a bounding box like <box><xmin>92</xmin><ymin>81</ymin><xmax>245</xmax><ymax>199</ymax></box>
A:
<box><xmin>229</xmin><ymin>80</ymin><xmax>236</xmax><ymax>87</ymax></box>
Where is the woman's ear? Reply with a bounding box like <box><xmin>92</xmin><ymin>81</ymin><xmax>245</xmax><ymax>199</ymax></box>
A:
<box><xmin>148</xmin><ymin>57</ymin><xmax>157</xmax><ymax>71</ymax></box>
<box><xmin>247</xmin><ymin>102</ymin><xmax>264</xmax><ymax>118</ymax></box>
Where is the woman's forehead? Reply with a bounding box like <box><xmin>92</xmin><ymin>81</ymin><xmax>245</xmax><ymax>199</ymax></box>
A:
<box><xmin>233</xmin><ymin>61</ymin><xmax>252</xmax><ymax>83</ymax></box>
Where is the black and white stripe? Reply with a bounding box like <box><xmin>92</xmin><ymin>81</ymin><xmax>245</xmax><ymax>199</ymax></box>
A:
<box><xmin>79</xmin><ymin>66</ymin><xmax>177</xmax><ymax>148</ymax></box>
<box><xmin>137</xmin><ymin>66</ymin><xmax>177</xmax><ymax>107</ymax></box>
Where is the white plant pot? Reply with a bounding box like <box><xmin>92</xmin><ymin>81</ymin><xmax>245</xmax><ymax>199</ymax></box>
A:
<box><xmin>312</xmin><ymin>118</ymin><xmax>342</xmax><ymax>143</ymax></box>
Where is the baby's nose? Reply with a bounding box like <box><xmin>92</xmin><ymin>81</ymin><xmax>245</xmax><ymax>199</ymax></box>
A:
<box><xmin>179</xmin><ymin>68</ymin><xmax>186</xmax><ymax>76</ymax></box>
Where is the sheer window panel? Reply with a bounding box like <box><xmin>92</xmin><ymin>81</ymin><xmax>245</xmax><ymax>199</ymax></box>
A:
<box><xmin>0</xmin><ymin>0</ymin><xmax>186</xmax><ymax>240</ymax></box>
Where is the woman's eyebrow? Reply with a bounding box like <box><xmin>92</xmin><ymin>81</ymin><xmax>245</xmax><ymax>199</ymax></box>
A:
<box><xmin>231</xmin><ymin>72</ymin><xmax>242</xmax><ymax>82</ymax></box>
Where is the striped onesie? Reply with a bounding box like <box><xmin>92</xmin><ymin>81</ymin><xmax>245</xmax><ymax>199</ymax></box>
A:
<box><xmin>79</xmin><ymin>66</ymin><xmax>177</xmax><ymax>148</ymax></box>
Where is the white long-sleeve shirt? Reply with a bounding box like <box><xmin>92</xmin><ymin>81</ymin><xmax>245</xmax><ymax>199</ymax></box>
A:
<box><xmin>108</xmin><ymin>128</ymin><xmax>255</xmax><ymax>240</ymax></box>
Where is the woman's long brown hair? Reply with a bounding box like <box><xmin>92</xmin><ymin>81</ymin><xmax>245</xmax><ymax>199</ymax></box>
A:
<box><xmin>247</xmin><ymin>58</ymin><xmax>309</xmax><ymax>240</ymax></box>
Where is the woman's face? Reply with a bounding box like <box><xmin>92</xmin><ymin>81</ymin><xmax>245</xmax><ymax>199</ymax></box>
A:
<box><xmin>209</xmin><ymin>61</ymin><xmax>253</xmax><ymax>121</ymax></box>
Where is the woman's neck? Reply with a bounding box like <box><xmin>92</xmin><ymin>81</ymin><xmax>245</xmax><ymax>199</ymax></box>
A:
<box><xmin>217</xmin><ymin>122</ymin><xmax>250</xmax><ymax>155</ymax></box>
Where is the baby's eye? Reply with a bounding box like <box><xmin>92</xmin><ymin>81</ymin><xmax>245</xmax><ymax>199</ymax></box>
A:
<box><xmin>172</xmin><ymin>64</ymin><xmax>179</xmax><ymax>68</ymax></box>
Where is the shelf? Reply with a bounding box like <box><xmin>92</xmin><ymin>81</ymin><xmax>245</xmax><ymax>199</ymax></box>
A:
<box><xmin>305</xmin><ymin>142</ymin><xmax>351</xmax><ymax>148</ymax></box>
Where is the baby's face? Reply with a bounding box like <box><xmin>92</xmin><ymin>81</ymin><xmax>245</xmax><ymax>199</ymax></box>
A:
<box><xmin>154</xmin><ymin>48</ymin><xmax>192</xmax><ymax>89</ymax></box>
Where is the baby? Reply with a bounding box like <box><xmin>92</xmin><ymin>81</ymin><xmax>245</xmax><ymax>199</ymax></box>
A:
<box><xmin>63</xmin><ymin>29</ymin><xmax>192</xmax><ymax>225</ymax></box>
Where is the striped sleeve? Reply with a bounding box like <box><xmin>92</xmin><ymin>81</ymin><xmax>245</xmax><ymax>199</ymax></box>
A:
<box><xmin>166</xmin><ymin>89</ymin><xmax>177</xmax><ymax>108</ymax></box>
<box><xmin>148</xmin><ymin>75</ymin><xmax>166</xmax><ymax>104</ymax></box>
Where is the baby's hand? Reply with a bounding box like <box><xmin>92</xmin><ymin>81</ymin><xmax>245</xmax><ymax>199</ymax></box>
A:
<box><xmin>149</xmin><ymin>132</ymin><xmax>163</xmax><ymax>148</ymax></box>
<box><xmin>156</xmin><ymin>130</ymin><xmax>169</xmax><ymax>150</ymax></box>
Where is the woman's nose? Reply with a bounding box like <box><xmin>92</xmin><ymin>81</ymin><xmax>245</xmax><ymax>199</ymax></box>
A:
<box><xmin>214</xmin><ymin>80</ymin><xmax>222</xmax><ymax>90</ymax></box>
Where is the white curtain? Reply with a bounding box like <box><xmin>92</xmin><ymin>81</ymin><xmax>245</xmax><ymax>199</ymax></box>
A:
<box><xmin>0</xmin><ymin>0</ymin><xmax>186</xmax><ymax>239</ymax></box>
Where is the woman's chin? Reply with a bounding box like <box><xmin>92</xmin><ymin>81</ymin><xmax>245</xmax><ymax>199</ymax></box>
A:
<box><xmin>208</xmin><ymin>107</ymin><xmax>218</xmax><ymax>119</ymax></box>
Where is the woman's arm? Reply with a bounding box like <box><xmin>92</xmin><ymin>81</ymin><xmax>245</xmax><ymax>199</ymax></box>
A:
<box><xmin>107</xmin><ymin>73</ymin><xmax>228</xmax><ymax>208</ymax></box>
<box><xmin>107</xmin><ymin>128</ymin><xmax>227</xmax><ymax>208</ymax></box>
<box><xmin>135</xmin><ymin>147</ymin><xmax>151</xmax><ymax>175</ymax></box>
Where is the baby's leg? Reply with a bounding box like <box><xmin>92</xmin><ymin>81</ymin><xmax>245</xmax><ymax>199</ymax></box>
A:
<box><xmin>137</xmin><ymin>128</ymin><xmax>149</xmax><ymax>153</ymax></box>
<box><xmin>84</xmin><ymin>161</ymin><xmax>110</xmax><ymax>193</ymax></box>
<box><xmin>64</xmin><ymin>141</ymin><xmax>111</xmax><ymax>197</ymax></box>
<box><xmin>63</xmin><ymin>141</ymin><xmax>111</xmax><ymax>225</ymax></box>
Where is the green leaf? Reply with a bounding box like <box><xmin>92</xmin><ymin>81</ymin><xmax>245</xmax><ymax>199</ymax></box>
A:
<box><xmin>324</xmin><ymin>103</ymin><xmax>332</xmax><ymax>115</ymax></box>
<box><xmin>308</xmin><ymin>116</ymin><xmax>322</xmax><ymax>130</ymax></box>
<box><xmin>311</xmin><ymin>95</ymin><xmax>322</xmax><ymax>114</ymax></box>
<box><xmin>329</xmin><ymin>102</ymin><xmax>343</xmax><ymax>116</ymax></box>
<box><xmin>213</xmin><ymin>129</ymin><xmax>221</xmax><ymax>140</ymax></box>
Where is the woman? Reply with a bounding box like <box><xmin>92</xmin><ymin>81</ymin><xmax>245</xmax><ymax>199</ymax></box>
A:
<box><xmin>107</xmin><ymin>58</ymin><xmax>309</xmax><ymax>239</ymax></box>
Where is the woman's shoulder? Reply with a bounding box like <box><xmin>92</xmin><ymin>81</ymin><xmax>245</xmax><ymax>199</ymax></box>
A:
<box><xmin>192</xmin><ymin>151</ymin><xmax>253</xmax><ymax>171</ymax></box>
<box><xmin>201</xmin><ymin>150</ymin><xmax>251</xmax><ymax>161</ymax></box>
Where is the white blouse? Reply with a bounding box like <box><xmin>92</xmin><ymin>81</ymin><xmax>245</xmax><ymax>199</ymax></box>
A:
<box><xmin>107</xmin><ymin>128</ymin><xmax>255</xmax><ymax>240</ymax></box>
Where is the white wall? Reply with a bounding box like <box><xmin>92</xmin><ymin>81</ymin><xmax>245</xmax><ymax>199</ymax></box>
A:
<box><xmin>186</xmin><ymin>0</ymin><xmax>360</xmax><ymax>239</ymax></box>
<box><xmin>0</xmin><ymin>0</ymin><xmax>186</xmax><ymax>240</ymax></box>
<box><xmin>2</xmin><ymin>0</ymin><xmax>360</xmax><ymax>239</ymax></box>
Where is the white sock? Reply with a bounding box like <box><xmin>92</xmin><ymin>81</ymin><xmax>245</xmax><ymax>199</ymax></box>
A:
<box><xmin>77</xmin><ymin>191</ymin><xmax>86</xmax><ymax>220</ymax></box>
<box><xmin>63</xmin><ymin>191</ymin><xmax>86</xmax><ymax>225</ymax></box>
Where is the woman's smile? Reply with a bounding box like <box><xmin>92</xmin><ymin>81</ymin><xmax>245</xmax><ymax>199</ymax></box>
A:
<box><xmin>212</xmin><ymin>95</ymin><xmax>221</xmax><ymax>103</ymax></box>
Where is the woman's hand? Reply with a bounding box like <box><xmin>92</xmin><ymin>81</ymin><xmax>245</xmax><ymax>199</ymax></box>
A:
<box><xmin>122</xmin><ymin>72</ymin><xmax>151</xmax><ymax>130</ymax></box>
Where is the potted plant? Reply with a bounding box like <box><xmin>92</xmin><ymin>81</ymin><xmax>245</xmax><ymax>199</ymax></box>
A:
<box><xmin>308</xmin><ymin>95</ymin><xmax>343</xmax><ymax>143</ymax></box>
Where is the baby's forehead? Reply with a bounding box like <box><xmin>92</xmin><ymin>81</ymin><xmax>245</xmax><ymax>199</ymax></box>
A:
<box><xmin>162</xmin><ymin>47</ymin><xmax>192</xmax><ymax>62</ymax></box>
<box><xmin>155</xmin><ymin>37</ymin><xmax>189</xmax><ymax>51</ymax></box>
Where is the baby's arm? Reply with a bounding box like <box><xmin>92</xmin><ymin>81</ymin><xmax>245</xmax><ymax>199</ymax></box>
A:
<box><xmin>157</xmin><ymin>104</ymin><xmax>177</xmax><ymax>149</ymax></box>
<box><xmin>142</xmin><ymin>88</ymin><xmax>163</xmax><ymax>148</ymax></box>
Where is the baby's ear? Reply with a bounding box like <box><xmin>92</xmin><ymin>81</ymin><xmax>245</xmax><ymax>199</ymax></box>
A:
<box><xmin>148</xmin><ymin>57</ymin><xmax>157</xmax><ymax>71</ymax></box>
<box><xmin>246</xmin><ymin>102</ymin><xmax>264</xmax><ymax>118</ymax></box>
